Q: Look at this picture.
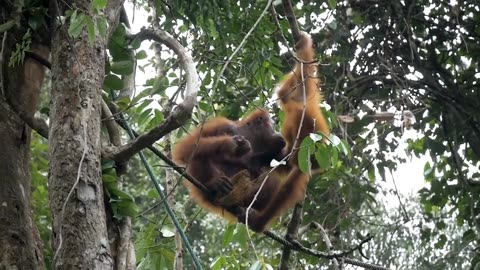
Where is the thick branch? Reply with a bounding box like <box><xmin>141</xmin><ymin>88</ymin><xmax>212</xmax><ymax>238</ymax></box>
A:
<box><xmin>133</xmin><ymin>28</ymin><xmax>199</xmax><ymax>98</ymax></box>
<box><xmin>104</xmin><ymin>29</ymin><xmax>198</xmax><ymax>163</ymax></box>
<box><xmin>6</xmin><ymin>98</ymin><xmax>50</xmax><ymax>139</ymax></box>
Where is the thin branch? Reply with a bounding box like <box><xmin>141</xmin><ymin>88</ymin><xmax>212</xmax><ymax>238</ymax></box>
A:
<box><xmin>282</xmin><ymin>0</ymin><xmax>301</xmax><ymax>40</ymax></box>
<box><xmin>211</xmin><ymin>0</ymin><xmax>273</xmax><ymax>93</ymax></box>
<box><xmin>311</xmin><ymin>222</ymin><xmax>340</xmax><ymax>269</ymax></box>
<box><xmin>101</xmin><ymin>100</ymin><xmax>122</xmax><ymax>146</ymax></box>
<box><xmin>264</xmin><ymin>230</ymin><xmax>389</xmax><ymax>270</ymax></box>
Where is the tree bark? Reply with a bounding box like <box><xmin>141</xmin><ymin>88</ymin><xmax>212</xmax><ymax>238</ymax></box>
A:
<box><xmin>0</xmin><ymin>52</ymin><xmax>47</xmax><ymax>270</ymax></box>
<box><xmin>0</xmin><ymin>5</ymin><xmax>49</xmax><ymax>267</ymax></box>
<box><xmin>48</xmin><ymin>1</ymin><xmax>121</xmax><ymax>268</ymax></box>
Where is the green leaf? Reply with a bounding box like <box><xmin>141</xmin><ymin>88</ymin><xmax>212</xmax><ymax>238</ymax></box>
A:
<box><xmin>340</xmin><ymin>139</ymin><xmax>351</xmax><ymax>158</ymax></box>
<box><xmin>367</xmin><ymin>164</ymin><xmax>376</xmax><ymax>181</ymax></box>
<box><xmin>198</xmin><ymin>102</ymin><xmax>211</xmax><ymax>112</ymax></box>
<box><xmin>102</xmin><ymin>174</ymin><xmax>117</xmax><ymax>184</ymax></box>
<box><xmin>102</xmin><ymin>159</ymin><xmax>116</xmax><ymax>169</ymax></box>
<box><xmin>85</xmin><ymin>16</ymin><xmax>95</xmax><ymax>46</ymax></box>
<box><xmin>135</xmin><ymin>50</ymin><xmax>148</xmax><ymax>60</ymax></box>
<box><xmin>68</xmin><ymin>12</ymin><xmax>86</xmax><ymax>38</ymax></box>
<box><xmin>136</xmin><ymin>99</ymin><xmax>153</xmax><ymax>114</ymax></box>
<box><xmin>210</xmin><ymin>256</ymin><xmax>226</xmax><ymax>270</ymax></box>
<box><xmin>111</xmin><ymin>189</ymin><xmax>135</xmax><ymax>201</ymax></box>
<box><xmin>331</xmin><ymin>146</ymin><xmax>339</xmax><ymax>166</ymax></box>
<box><xmin>138</xmin><ymin>108</ymin><xmax>153</xmax><ymax>126</ymax></box>
<box><xmin>146</xmin><ymin>109</ymin><xmax>164</xmax><ymax>129</ymax></box>
<box><xmin>129</xmin><ymin>37</ymin><xmax>142</xmax><ymax>50</ymax></box>
<box><xmin>111</xmin><ymin>199</ymin><xmax>138</xmax><ymax>219</ymax></box>
<box><xmin>328</xmin><ymin>134</ymin><xmax>342</xmax><ymax>146</ymax></box>
<box><xmin>222</xmin><ymin>224</ymin><xmax>235</xmax><ymax>247</ymax></box>
<box><xmin>110</xmin><ymin>60</ymin><xmax>134</xmax><ymax>75</ymax></box>
<box><xmin>115</xmin><ymin>96</ymin><xmax>131</xmax><ymax>110</ymax></box>
<box><xmin>314</xmin><ymin>143</ymin><xmax>330</xmax><ymax>169</ymax></box>
<box><xmin>28</xmin><ymin>14</ymin><xmax>43</xmax><ymax>30</ymax></box>
<box><xmin>96</xmin><ymin>17</ymin><xmax>108</xmax><ymax>37</ymax></box>
<box><xmin>298</xmin><ymin>137</ymin><xmax>314</xmax><ymax>173</ymax></box>
<box><xmin>233</xmin><ymin>224</ymin><xmax>248</xmax><ymax>248</ymax></box>
<box><xmin>327</xmin><ymin>0</ymin><xmax>337</xmax><ymax>9</ymax></box>
<box><xmin>434</xmin><ymin>234</ymin><xmax>447</xmax><ymax>249</ymax></box>
<box><xmin>207</xmin><ymin>18</ymin><xmax>219</xmax><ymax>38</ymax></box>
<box><xmin>108</xmin><ymin>188</ymin><xmax>138</xmax><ymax>219</ymax></box>
<box><xmin>92</xmin><ymin>0</ymin><xmax>107</xmax><ymax>11</ymax></box>
<box><xmin>179</xmin><ymin>24</ymin><xmax>188</xmax><ymax>33</ymax></box>
<box><xmin>103</xmin><ymin>74</ymin><xmax>124</xmax><ymax>90</ymax></box>
<box><xmin>152</xmin><ymin>76</ymin><xmax>169</xmax><ymax>95</ymax></box>
<box><xmin>462</xmin><ymin>229</ymin><xmax>476</xmax><ymax>242</ymax></box>
<box><xmin>353</xmin><ymin>13</ymin><xmax>364</xmax><ymax>25</ymax></box>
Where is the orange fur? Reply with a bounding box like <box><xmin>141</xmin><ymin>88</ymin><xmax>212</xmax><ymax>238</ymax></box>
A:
<box><xmin>172</xmin><ymin>109</ymin><xmax>285</xmax><ymax>223</ymax></box>
<box><xmin>244</xmin><ymin>32</ymin><xmax>330</xmax><ymax>232</ymax></box>
<box><xmin>173</xmin><ymin>32</ymin><xmax>330</xmax><ymax>233</ymax></box>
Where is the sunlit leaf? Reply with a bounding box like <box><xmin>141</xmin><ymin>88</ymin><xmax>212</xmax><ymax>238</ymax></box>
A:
<box><xmin>92</xmin><ymin>0</ymin><xmax>107</xmax><ymax>11</ymax></box>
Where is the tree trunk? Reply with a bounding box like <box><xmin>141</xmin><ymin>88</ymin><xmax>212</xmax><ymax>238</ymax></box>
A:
<box><xmin>0</xmin><ymin>60</ymin><xmax>47</xmax><ymax>270</ymax></box>
<box><xmin>0</xmin><ymin>9</ymin><xmax>49</xmax><ymax>268</ymax></box>
<box><xmin>48</xmin><ymin>1</ymin><xmax>118</xmax><ymax>268</ymax></box>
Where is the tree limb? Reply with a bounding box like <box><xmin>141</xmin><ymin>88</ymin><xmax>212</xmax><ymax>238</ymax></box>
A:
<box><xmin>103</xmin><ymin>28</ymin><xmax>198</xmax><ymax>163</ymax></box>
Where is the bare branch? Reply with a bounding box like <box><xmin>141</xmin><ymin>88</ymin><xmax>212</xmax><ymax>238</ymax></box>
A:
<box><xmin>312</xmin><ymin>222</ymin><xmax>340</xmax><ymax>269</ymax></box>
<box><xmin>101</xmin><ymin>100</ymin><xmax>122</xmax><ymax>147</ymax></box>
<box><xmin>279</xmin><ymin>203</ymin><xmax>303</xmax><ymax>270</ymax></box>
<box><xmin>133</xmin><ymin>28</ymin><xmax>199</xmax><ymax>99</ymax></box>
<box><xmin>282</xmin><ymin>0</ymin><xmax>301</xmax><ymax>40</ymax></box>
<box><xmin>265</xmin><ymin>230</ymin><xmax>388</xmax><ymax>270</ymax></box>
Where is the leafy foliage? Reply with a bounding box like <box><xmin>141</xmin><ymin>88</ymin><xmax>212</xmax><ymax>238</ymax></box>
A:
<box><xmin>19</xmin><ymin>0</ymin><xmax>480</xmax><ymax>268</ymax></box>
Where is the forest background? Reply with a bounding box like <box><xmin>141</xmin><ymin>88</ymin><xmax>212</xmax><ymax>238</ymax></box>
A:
<box><xmin>0</xmin><ymin>0</ymin><xmax>479</xmax><ymax>269</ymax></box>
